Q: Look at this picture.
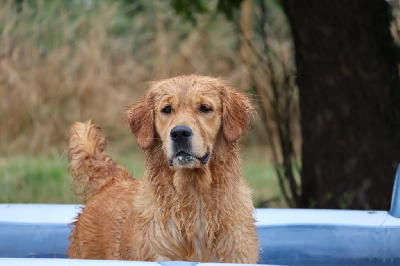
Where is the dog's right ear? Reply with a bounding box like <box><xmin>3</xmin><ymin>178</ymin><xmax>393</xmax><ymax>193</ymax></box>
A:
<box><xmin>125</xmin><ymin>95</ymin><xmax>154</xmax><ymax>150</ymax></box>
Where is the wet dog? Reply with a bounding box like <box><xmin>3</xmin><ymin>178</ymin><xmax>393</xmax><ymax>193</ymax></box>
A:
<box><xmin>66</xmin><ymin>75</ymin><xmax>258</xmax><ymax>263</ymax></box>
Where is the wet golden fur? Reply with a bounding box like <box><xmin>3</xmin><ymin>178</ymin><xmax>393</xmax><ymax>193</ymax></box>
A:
<box><xmin>66</xmin><ymin>75</ymin><xmax>258</xmax><ymax>263</ymax></box>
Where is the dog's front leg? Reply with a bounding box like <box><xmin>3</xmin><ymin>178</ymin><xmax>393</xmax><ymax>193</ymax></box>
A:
<box><xmin>215</xmin><ymin>226</ymin><xmax>259</xmax><ymax>264</ymax></box>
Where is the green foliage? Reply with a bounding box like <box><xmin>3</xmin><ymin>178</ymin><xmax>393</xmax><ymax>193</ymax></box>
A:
<box><xmin>171</xmin><ymin>0</ymin><xmax>243</xmax><ymax>22</ymax></box>
<box><xmin>216</xmin><ymin>0</ymin><xmax>243</xmax><ymax>20</ymax></box>
<box><xmin>170</xmin><ymin>0</ymin><xmax>282</xmax><ymax>22</ymax></box>
<box><xmin>171</xmin><ymin>0</ymin><xmax>209</xmax><ymax>23</ymax></box>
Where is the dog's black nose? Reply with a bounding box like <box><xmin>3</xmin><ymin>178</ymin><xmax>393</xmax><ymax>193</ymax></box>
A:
<box><xmin>170</xmin><ymin>125</ymin><xmax>193</xmax><ymax>141</ymax></box>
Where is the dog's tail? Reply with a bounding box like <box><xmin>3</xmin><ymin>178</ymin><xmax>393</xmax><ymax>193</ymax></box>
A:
<box><xmin>67</xmin><ymin>120</ymin><xmax>131</xmax><ymax>202</ymax></box>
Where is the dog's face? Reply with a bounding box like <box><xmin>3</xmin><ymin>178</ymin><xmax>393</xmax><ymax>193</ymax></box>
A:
<box><xmin>127</xmin><ymin>75</ymin><xmax>254</xmax><ymax>169</ymax></box>
<box><xmin>153</xmin><ymin>81</ymin><xmax>222</xmax><ymax>169</ymax></box>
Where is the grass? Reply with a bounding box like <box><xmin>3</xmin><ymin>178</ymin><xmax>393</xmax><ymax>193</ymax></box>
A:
<box><xmin>0</xmin><ymin>148</ymin><xmax>285</xmax><ymax>208</ymax></box>
<box><xmin>0</xmin><ymin>156</ymin><xmax>79</xmax><ymax>203</ymax></box>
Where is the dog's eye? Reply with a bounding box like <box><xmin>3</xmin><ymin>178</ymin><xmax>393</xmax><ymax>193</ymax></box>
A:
<box><xmin>199</xmin><ymin>104</ymin><xmax>212</xmax><ymax>113</ymax></box>
<box><xmin>162</xmin><ymin>105</ymin><xmax>172</xmax><ymax>114</ymax></box>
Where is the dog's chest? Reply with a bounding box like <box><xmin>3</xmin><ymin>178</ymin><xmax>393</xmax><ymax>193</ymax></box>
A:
<box><xmin>190</xmin><ymin>200</ymin><xmax>208</xmax><ymax>259</ymax></box>
<box><xmin>158</xmin><ymin>198</ymin><xmax>217</xmax><ymax>261</ymax></box>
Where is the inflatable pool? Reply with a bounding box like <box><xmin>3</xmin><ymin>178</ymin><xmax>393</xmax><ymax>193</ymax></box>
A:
<box><xmin>2</xmin><ymin>166</ymin><xmax>400</xmax><ymax>265</ymax></box>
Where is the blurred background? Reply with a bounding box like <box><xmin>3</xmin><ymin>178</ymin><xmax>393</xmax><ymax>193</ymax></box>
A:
<box><xmin>0</xmin><ymin>0</ymin><xmax>399</xmax><ymax>210</ymax></box>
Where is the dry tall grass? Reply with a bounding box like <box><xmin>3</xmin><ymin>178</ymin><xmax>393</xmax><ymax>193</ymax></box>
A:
<box><xmin>0</xmin><ymin>0</ymin><xmax>297</xmax><ymax>207</ymax></box>
<box><xmin>0</xmin><ymin>0</ymin><xmax>247</xmax><ymax>156</ymax></box>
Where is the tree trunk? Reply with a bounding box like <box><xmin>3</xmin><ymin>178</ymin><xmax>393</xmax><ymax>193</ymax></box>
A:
<box><xmin>282</xmin><ymin>0</ymin><xmax>400</xmax><ymax>209</ymax></box>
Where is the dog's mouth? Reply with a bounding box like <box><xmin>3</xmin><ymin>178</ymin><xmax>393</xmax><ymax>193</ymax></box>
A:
<box><xmin>169</xmin><ymin>151</ymin><xmax>210</xmax><ymax>167</ymax></box>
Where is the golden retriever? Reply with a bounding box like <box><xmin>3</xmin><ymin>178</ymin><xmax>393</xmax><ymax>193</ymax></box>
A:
<box><xmin>66</xmin><ymin>75</ymin><xmax>258</xmax><ymax>263</ymax></box>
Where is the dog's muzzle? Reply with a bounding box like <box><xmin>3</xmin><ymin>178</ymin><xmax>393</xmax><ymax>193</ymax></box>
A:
<box><xmin>169</xmin><ymin>125</ymin><xmax>210</xmax><ymax>167</ymax></box>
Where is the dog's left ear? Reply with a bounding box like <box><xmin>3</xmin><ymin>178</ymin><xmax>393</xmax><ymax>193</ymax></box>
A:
<box><xmin>221</xmin><ymin>87</ymin><xmax>255</xmax><ymax>142</ymax></box>
<box><xmin>125</xmin><ymin>94</ymin><xmax>154</xmax><ymax>149</ymax></box>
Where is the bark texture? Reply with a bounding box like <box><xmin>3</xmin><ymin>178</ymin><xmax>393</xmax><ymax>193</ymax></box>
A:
<box><xmin>283</xmin><ymin>0</ymin><xmax>400</xmax><ymax>209</ymax></box>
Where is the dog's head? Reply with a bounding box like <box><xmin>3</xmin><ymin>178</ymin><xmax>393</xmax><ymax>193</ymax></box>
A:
<box><xmin>126</xmin><ymin>75</ymin><xmax>254</xmax><ymax>169</ymax></box>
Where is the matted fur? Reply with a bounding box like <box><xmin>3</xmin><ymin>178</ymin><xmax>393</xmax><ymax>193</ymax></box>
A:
<box><xmin>67</xmin><ymin>75</ymin><xmax>259</xmax><ymax>263</ymax></box>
